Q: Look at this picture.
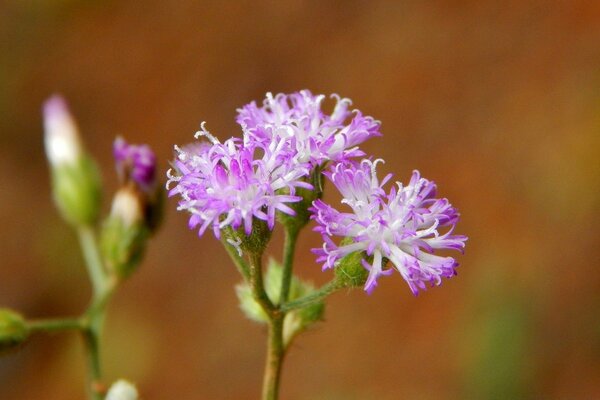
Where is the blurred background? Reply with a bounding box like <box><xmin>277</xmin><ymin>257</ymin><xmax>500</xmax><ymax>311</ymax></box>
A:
<box><xmin>1</xmin><ymin>1</ymin><xmax>599</xmax><ymax>399</ymax></box>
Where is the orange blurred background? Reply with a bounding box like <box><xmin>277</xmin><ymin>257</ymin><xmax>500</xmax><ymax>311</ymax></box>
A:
<box><xmin>1</xmin><ymin>1</ymin><xmax>599</xmax><ymax>399</ymax></box>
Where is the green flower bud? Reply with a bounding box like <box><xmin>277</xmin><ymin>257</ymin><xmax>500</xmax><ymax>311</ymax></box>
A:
<box><xmin>0</xmin><ymin>309</ymin><xmax>29</xmax><ymax>353</ymax></box>
<box><xmin>50</xmin><ymin>157</ymin><xmax>102</xmax><ymax>226</ymax></box>
<box><xmin>44</xmin><ymin>95</ymin><xmax>101</xmax><ymax>226</ymax></box>
<box><xmin>100</xmin><ymin>187</ymin><xmax>149</xmax><ymax>279</ymax></box>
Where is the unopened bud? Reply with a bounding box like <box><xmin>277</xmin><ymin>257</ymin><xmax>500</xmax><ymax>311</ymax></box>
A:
<box><xmin>101</xmin><ymin>187</ymin><xmax>149</xmax><ymax>279</ymax></box>
<box><xmin>0</xmin><ymin>309</ymin><xmax>29</xmax><ymax>353</ymax></box>
<box><xmin>43</xmin><ymin>95</ymin><xmax>82</xmax><ymax>167</ymax></box>
<box><xmin>111</xmin><ymin>187</ymin><xmax>144</xmax><ymax>227</ymax></box>
<box><xmin>112</xmin><ymin>137</ymin><xmax>163</xmax><ymax>232</ymax></box>
<box><xmin>105</xmin><ymin>379</ymin><xmax>138</xmax><ymax>400</ymax></box>
<box><xmin>43</xmin><ymin>95</ymin><xmax>101</xmax><ymax>226</ymax></box>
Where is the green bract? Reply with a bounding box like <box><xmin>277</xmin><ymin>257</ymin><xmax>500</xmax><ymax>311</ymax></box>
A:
<box><xmin>0</xmin><ymin>309</ymin><xmax>29</xmax><ymax>353</ymax></box>
<box><xmin>51</xmin><ymin>156</ymin><xmax>101</xmax><ymax>227</ymax></box>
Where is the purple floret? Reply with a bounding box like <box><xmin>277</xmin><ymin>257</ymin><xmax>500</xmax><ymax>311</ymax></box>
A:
<box><xmin>237</xmin><ymin>90</ymin><xmax>381</xmax><ymax>166</ymax></box>
<box><xmin>114</xmin><ymin>137</ymin><xmax>157</xmax><ymax>191</ymax></box>
<box><xmin>167</xmin><ymin>124</ymin><xmax>312</xmax><ymax>241</ymax></box>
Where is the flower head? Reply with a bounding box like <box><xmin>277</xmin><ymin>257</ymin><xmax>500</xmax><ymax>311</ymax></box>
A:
<box><xmin>311</xmin><ymin>160</ymin><xmax>467</xmax><ymax>295</ymax></box>
<box><xmin>113</xmin><ymin>137</ymin><xmax>157</xmax><ymax>191</ymax></box>
<box><xmin>167</xmin><ymin>124</ymin><xmax>312</xmax><ymax>241</ymax></box>
<box><xmin>237</xmin><ymin>90</ymin><xmax>381</xmax><ymax>165</ymax></box>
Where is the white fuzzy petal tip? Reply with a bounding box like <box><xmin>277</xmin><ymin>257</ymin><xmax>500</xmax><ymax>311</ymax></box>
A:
<box><xmin>111</xmin><ymin>188</ymin><xmax>143</xmax><ymax>227</ymax></box>
<box><xmin>105</xmin><ymin>379</ymin><xmax>139</xmax><ymax>400</ymax></box>
<box><xmin>43</xmin><ymin>95</ymin><xmax>82</xmax><ymax>166</ymax></box>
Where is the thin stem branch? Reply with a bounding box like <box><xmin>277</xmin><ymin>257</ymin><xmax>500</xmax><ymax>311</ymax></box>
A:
<box><xmin>248</xmin><ymin>252</ymin><xmax>275</xmax><ymax>317</ymax></box>
<box><xmin>77</xmin><ymin>224</ymin><xmax>116</xmax><ymax>400</ymax></box>
<box><xmin>77</xmin><ymin>226</ymin><xmax>107</xmax><ymax>295</ymax></box>
<box><xmin>279</xmin><ymin>227</ymin><xmax>299</xmax><ymax>305</ymax></box>
<box><xmin>281</xmin><ymin>280</ymin><xmax>341</xmax><ymax>312</ymax></box>
<box><xmin>28</xmin><ymin>317</ymin><xmax>84</xmax><ymax>333</ymax></box>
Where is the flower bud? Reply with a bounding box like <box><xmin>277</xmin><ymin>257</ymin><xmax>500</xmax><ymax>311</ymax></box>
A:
<box><xmin>113</xmin><ymin>137</ymin><xmax>163</xmax><ymax>233</ymax></box>
<box><xmin>105</xmin><ymin>379</ymin><xmax>138</xmax><ymax>400</ymax></box>
<box><xmin>43</xmin><ymin>95</ymin><xmax>101</xmax><ymax>226</ymax></box>
<box><xmin>100</xmin><ymin>187</ymin><xmax>149</xmax><ymax>279</ymax></box>
<box><xmin>111</xmin><ymin>186</ymin><xmax>144</xmax><ymax>227</ymax></box>
<box><xmin>43</xmin><ymin>95</ymin><xmax>82</xmax><ymax>167</ymax></box>
<box><xmin>0</xmin><ymin>309</ymin><xmax>29</xmax><ymax>353</ymax></box>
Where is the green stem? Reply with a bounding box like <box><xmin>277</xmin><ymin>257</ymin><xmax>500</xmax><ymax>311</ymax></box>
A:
<box><xmin>78</xmin><ymin>225</ymin><xmax>117</xmax><ymax>400</ymax></box>
<box><xmin>248</xmin><ymin>252</ymin><xmax>275</xmax><ymax>317</ymax></box>
<box><xmin>222</xmin><ymin>237</ymin><xmax>251</xmax><ymax>281</ymax></box>
<box><xmin>77</xmin><ymin>226</ymin><xmax>107</xmax><ymax>295</ymax></box>
<box><xmin>281</xmin><ymin>280</ymin><xmax>341</xmax><ymax>312</ymax></box>
<box><xmin>28</xmin><ymin>317</ymin><xmax>84</xmax><ymax>333</ymax></box>
<box><xmin>262</xmin><ymin>314</ymin><xmax>284</xmax><ymax>400</ymax></box>
<box><xmin>279</xmin><ymin>227</ymin><xmax>299</xmax><ymax>305</ymax></box>
<box><xmin>83</xmin><ymin>323</ymin><xmax>103</xmax><ymax>400</ymax></box>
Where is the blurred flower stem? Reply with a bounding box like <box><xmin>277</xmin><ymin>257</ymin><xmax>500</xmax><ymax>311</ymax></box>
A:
<box><xmin>78</xmin><ymin>225</ymin><xmax>117</xmax><ymax>400</ymax></box>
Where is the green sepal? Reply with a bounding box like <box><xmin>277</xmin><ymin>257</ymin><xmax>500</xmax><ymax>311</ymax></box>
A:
<box><xmin>0</xmin><ymin>309</ymin><xmax>29</xmax><ymax>353</ymax></box>
<box><xmin>51</xmin><ymin>155</ymin><xmax>101</xmax><ymax>227</ymax></box>
<box><xmin>334</xmin><ymin>238</ymin><xmax>371</xmax><ymax>288</ymax></box>
<box><xmin>221</xmin><ymin>218</ymin><xmax>272</xmax><ymax>255</ymax></box>
<box><xmin>100</xmin><ymin>216</ymin><xmax>149</xmax><ymax>279</ymax></box>
<box><xmin>277</xmin><ymin>166</ymin><xmax>325</xmax><ymax>231</ymax></box>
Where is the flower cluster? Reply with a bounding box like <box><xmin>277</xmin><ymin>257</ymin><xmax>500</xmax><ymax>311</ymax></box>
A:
<box><xmin>311</xmin><ymin>160</ymin><xmax>467</xmax><ymax>294</ymax></box>
<box><xmin>168</xmin><ymin>90</ymin><xmax>466</xmax><ymax>294</ymax></box>
<box><xmin>168</xmin><ymin>91</ymin><xmax>381</xmax><ymax>241</ymax></box>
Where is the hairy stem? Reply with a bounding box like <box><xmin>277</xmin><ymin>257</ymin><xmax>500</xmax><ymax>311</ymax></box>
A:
<box><xmin>248</xmin><ymin>252</ymin><xmax>275</xmax><ymax>316</ymax></box>
<box><xmin>262</xmin><ymin>314</ymin><xmax>285</xmax><ymax>400</ymax></box>
<box><xmin>279</xmin><ymin>227</ymin><xmax>299</xmax><ymax>305</ymax></box>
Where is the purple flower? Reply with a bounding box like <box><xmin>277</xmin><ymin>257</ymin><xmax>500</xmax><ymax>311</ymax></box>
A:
<box><xmin>114</xmin><ymin>137</ymin><xmax>157</xmax><ymax>191</ymax></box>
<box><xmin>167</xmin><ymin>123</ymin><xmax>313</xmax><ymax>240</ymax></box>
<box><xmin>310</xmin><ymin>160</ymin><xmax>467</xmax><ymax>295</ymax></box>
<box><xmin>237</xmin><ymin>90</ymin><xmax>381</xmax><ymax>166</ymax></box>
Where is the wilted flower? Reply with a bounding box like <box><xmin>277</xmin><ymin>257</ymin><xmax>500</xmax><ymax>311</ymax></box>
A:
<box><xmin>311</xmin><ymin>160</ymin><xmax>467</xmax><ymax>294</ymax></box>
<box><xmin>237</xmin><ymin>90</ymin><xmax>381</xmax><ymax>165</ymax></box>
<box><xmin>167</xmin><ymin>124</ymin><xmax>312</xmax><ymax>240</ymax></box>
